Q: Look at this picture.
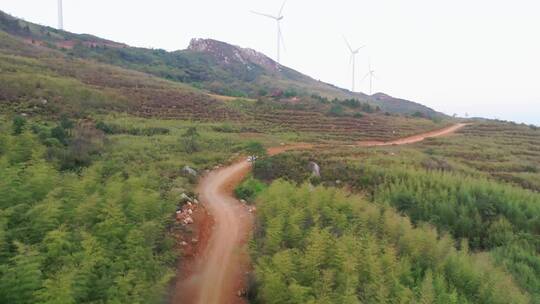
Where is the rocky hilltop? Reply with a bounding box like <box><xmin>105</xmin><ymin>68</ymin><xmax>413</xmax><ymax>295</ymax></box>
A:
<box><xmin>188</xmin><ymin>38</ymin><xmax>280</xmax><ymax>71</ymax></box>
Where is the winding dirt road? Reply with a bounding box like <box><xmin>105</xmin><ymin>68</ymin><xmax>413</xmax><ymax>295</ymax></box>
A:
<box><xmin>172</xmin><ymin>123</ymin><xmax>467</xmax><ymax>304</ymax></box>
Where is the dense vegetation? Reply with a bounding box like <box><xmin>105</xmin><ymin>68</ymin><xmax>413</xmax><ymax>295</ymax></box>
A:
<box><xmin>251</xmin><ymin>181</ymin><xmax>529</xmax><ymax>303</ymax></box>
<box><xmin>0</xmin><ymin>115</ymin><xmax>265</xmax><ymax>303</ymax></box>
<box><xmin>0</xmin><ymin>120</ymin><xmax>173</xmax><ymax>303</ymax></box>
<box><xmin>252</xmin><ymin>122</ymin><xmax>540</xmax><ymax>302</ymax></box>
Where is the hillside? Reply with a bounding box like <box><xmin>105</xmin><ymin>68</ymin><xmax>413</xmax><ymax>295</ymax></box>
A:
<box><xmin>0</xmin><ymin>10</ymin><xmax>440</xmax><ymax>117</ymax></box>
<box><xmin>0</xmin><ymin>11</ymin><xmax>453</xmax><ymax>143</ymax></box>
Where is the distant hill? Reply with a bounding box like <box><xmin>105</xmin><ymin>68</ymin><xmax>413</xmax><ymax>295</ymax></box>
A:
<box><xmin>0</xmin><ymin>10</ymin><xmax>441</xmax><ymax>117</ymax></box>
<box><xmin>0</xmin><ymin>10</ymin><xmax>454</xmax><ymax>142</ymax></box>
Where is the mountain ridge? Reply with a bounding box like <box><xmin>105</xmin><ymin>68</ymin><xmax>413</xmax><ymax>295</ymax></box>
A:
<box><xmin>183</xmin><ymin>37</ymin><xmax>441</xmax><ymax>116</ymax></box>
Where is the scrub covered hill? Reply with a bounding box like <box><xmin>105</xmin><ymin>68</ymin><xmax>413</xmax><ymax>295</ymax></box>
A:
<box><xmin>0</xmin><ymin>13</ymin><xmax>453</xmax><ymax>143</ymax></box>
<box><xmin>0</xmin><ymin>10</ymin><xmax>440</xmax><ymax>117</ymax></box>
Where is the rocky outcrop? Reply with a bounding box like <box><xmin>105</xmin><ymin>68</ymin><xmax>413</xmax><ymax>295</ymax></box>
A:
<box><xmin>188</xmin><ymin>38</ymin><xmax>279</xmax><ymax>71</ymax></box>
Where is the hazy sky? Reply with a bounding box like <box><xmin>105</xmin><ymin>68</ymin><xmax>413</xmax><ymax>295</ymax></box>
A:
<box><xmin>2</xmin><ymin>0</ymin><xmax>539</xmax><ymax>125</ymax></box>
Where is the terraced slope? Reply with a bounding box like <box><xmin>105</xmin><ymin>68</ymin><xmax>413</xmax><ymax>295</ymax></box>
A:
<box><xmin>421</xmin><ymin>121</ymin><xmax>540</xmax><ymax>191</ymax></box>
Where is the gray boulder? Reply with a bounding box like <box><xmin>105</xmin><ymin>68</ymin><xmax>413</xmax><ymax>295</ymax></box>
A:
<box><xmin>182</xmin><ymin>166</ymin><xmax>198</xmax><ymax>176</ymax></box>
<box><xmin>308</xmin><ymin>161</ymin><xmax>321</xmax><ymax>177</ymax></box>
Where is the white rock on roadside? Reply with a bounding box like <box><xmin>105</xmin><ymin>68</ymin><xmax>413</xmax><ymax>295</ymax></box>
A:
<box><xmin>180</xmin><ymin>193</ymin><xmax>192</xmax><ymax>201</ymax></box>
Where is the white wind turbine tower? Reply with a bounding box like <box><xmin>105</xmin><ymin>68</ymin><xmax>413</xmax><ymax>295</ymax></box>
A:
<box><xmin>344</xmin><ymin>37</ymin><xmax>365</xmax><ymax>92</ymax></box>
<box><xmin>57</xmin><ymin>0</ymin><xmax>64</xmax><ymax>30</ymax></box>
<box><xmin>251</xmin><ymin>0</ymin><xmax>287</xmax><ymax>65</ymax></box>
<box><xmin>362</xmin><ymin>61</ymin><xmax>377</xmax><ymax>95</ymax></box>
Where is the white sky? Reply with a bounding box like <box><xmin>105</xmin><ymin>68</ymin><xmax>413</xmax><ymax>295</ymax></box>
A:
<box><xmin>2</xmin><ymin>0</ymin><xmax>540</xmax><ymax>125</ymax></box>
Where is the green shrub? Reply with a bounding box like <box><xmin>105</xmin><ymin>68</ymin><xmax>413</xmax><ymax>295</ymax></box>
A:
<box><xmin>412</xmin><ymin>111</ymin><xmax>425</xmax><ymax>118</ymax></box>
<box><xmin>181</xmin><ymin>127</ymin><xmax>200</xmax><ymax>153</ymax></box>
<box><xmin>327</xmin><ymin>104</ymin><xmax>344</xmax><ymax>117</ymax></box>
<box><xmin>234</xmin><ymin>177</ymin><xmax>267</xmax><ymax>202</ymax></box>
<box><xmin>253</xmin><ymin>153</ymin><xmax>310</xmax><ymax>182</ymax></box>
<box><xmin>211</xmin><ymin>123</ymin><xmax>236</xmax><ymax>133</ymax></box>
<box><xmin>12</xmin><ymin>115</ymin><xmax>26</xmax><ymax>135</ymax></box>
<box><xmin>244</xmin><ymin>141</ymin><xmax>266</xmax><ymax>157</ymax></box>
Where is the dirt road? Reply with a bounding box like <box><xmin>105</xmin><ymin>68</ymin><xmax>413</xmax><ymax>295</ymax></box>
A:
<box><xmin>172</xmin><ymin>161</ymin><xmax>253</xmax><ymax>304</ymax></box>
<box><xmin>357</xmin><ymin>123</ymin><xmax>468</xmax><ymax>146</ymax></box>
<box><xmin>172</xmin><ymin>123</ymin><xmax>467</xmax><ymax>304</ymax></box>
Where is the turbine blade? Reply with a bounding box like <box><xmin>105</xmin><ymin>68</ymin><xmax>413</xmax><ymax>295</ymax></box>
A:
<box><xmin>354</xmin><ymin>45</ymin><xmax>366</xmax><ymax>53</ymax></box>
<box><xmin>343</xmin><ymin>36</ymin><xmax>353</xmax><ymax>53</ymax></box>
<box><xmin>251</xmin><ymin>10</ymin><xmax>278</xmax><ymax>20</ymax></box>
<box><xmin>278</xmin><ymin>0</ymin><xmax>288</xmax><ymax>17</ymax></box>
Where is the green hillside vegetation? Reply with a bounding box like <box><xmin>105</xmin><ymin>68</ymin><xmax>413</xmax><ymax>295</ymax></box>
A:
<box><xmin>250</xmin><ymin>122</ymin><xmax>540</xmax><ymax>302</ymax></box>
<box><xmin>0</xmin><ymin>113</ymin><xmax>285</xmax><ymax>303</ymax></box>
<box><xmin>251</xmin><ymin>181</ymin><xmax>529</xmax><ymax>303</ymax></box>
<box><xmin>0</xmin><ymin>30</ymin><xmax>238</xmax><ymax>121</ymax></box>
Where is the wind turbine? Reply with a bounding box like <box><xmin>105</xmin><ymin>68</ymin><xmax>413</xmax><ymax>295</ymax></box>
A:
<box><xmin>57</xmin><ymin>0</ymin><xmax>64</xmax><ymax>30</ymax></box>
<box><xmin>344</xmin><ymin>36</ymin><xmax>365</xmax><ymax>92</ymax></box>
<box><xmin>251</xmin><ymin>0</ymin><xmax>287</xmax><ymax>65</ymax></box>
<box><xmin>362</xmin><ymin>61</ymin><xmax>377</xmax><ymax>95</ymax></box>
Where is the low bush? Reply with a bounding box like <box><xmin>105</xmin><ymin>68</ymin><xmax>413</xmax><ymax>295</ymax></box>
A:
<box><xmin>253</xmin><ymin>153</ymin><xmax>310</xmax><ymax>182</ymax></box>
<box><xmin>234</xmin><ymin>176</ymin><xmax>267</xmax><ymax>203</ymax></box>
<box><xmin>327</xmin><ymin>104</ymin><xmax>345</xmax><ymax>117</ymax></box>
